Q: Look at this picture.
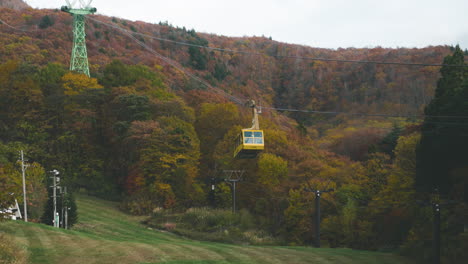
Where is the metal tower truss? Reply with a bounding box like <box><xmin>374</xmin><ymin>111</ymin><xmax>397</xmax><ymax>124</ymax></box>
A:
<box><xmin>223</xmin><ymin>170</ymin><xmax>245</xmax><ymax>182</ymax></box>
<box><xmin>223</xmin><ymin>170</ymin><xmax>245</xmax><ymax>213</ymax></box>
<box><xmin>61</xmin><ymin>1</ymin><xmax>96</xmax><ymax>77</ymax></box>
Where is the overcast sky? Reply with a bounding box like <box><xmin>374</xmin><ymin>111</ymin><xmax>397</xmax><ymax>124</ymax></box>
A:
<box><xmin>24</xmin><ymin>0</ymin><xmax>468</xmax><ymax>50</ymax></box>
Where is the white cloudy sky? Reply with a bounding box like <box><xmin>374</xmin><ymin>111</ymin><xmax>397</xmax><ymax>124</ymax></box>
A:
<box><xmin>24</xmin><ymin>0</ymin><xmax>468</xmax><ymax>49</ymax></box>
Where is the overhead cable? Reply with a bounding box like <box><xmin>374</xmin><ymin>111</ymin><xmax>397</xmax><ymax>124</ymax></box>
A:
<box><xmin>89</xmin><ymin>16</ymin><xmax>468</xmax><ymax>121</ymax></box>
<box><xmin>88</xmin><ymin>17</ymin><xmax>467</xmax><ymax>68</ymax></box>
<box><xmin>2</xmin><ymin>16</ymin><xmax>467</xmax><ymax>126</ymax></box>
<box><xmin>0</xmin><ymin>18</ymin><xmax>33</xmax><ymax>32</ymax></box>
<box><xmin>2</xmin><ymin>15</ymin><xmax>467</xmax><ymax>67</ymax></box>
<box><xmin>262</xmin><ymin>106</ymin><xmax>468</xmax><ymax>120</ymax></box>
<box><xmin>89</xmin><ymin>16</ymin><xmax>245</xmax><ymax>105</ymax></box>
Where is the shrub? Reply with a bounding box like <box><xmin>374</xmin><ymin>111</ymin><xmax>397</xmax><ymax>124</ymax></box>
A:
<box><xmin>145</xmin><ymin>207</ymin><xmax>277</xmax><ymax>245</ymax></box>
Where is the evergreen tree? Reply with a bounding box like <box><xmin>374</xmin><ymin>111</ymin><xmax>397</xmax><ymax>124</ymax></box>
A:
<box><xmin>213</xmin><ymin>61</ymin><xmax>230</xmax><ymax>81</ymax></box>
<box><xmin>187</xmin><ymin>34</ymin><xmax>209</xmax><ymax>70</ymax></box>
<box><xmin>416</xmin><ymin>45</ymin><xmax>468</xmax><ymax>202</ymax></box>
<box><xmin>188</xmin><ymin>46</ymin><xmax>207</xmax><ymax>70</ymax></box>
<box><xmin>64</xmin><ymin>192</ymin><xmax>78</xmax><ymax>227</ymax></box>
<box><xmin>38</xmin><ymin>15</ymin><xmax>54</xmax><ymax>29</ymax></box>
<box><xmin>41</xmin><ymin>184</ymin><xmax>78</xmax><ymax>228</ymax></box>
<box><xmin>369</xmin><ymin>123</ymin><xmax>403</xmax><ymax>158</ymax></box>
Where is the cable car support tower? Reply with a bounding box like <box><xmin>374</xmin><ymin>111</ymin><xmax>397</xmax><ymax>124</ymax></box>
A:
<box><xmin>61</xmin><ymin>0</ymin><xmax>96</xmax><ymax>77</ymax></box>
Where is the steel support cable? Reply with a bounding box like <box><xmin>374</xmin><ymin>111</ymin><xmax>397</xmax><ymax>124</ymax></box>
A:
<box><xmin>125</xmin><ymin>35</ymin><xmax>244</xmax><ymax>105</ymax></box>
<box><xmin>261</xmin><ymin>106</ymin><xmax>468</xmax><ymax>120</ymax></box>
<box><xmin>0</xmin><ymin>18</ymin><xmax>35</xmax><ymax>32</ymax></box>
<box><xmin>2</xmin><ymin>16</ymin><xmax>467</xmax><ymax>128</ymax></box>
<box><xmin>90</xmin><ymin>16</ymin><xmax>468</xmax><ymax>121</ymax></box>
<box><xmin>0</xmin><ymin>15</ymin><xmax>248</xmax><ymax>105</ymax></box>
<box><xmin>117</xmin><ymin>29</ymin><xmax>468</xmax><ymax>121</ymax></box>
<box><xmin>2</xmin><ymin>15</ymin><xmax>467</xmax><ymax>67</ymax></box>
<box><xmin>94</xmin><ymin>17</ymin><xmax>245</xmax><ymax>105</ymax></box>
<box><xmin>87</xmin><ymin>17</ymin><xmax>468</xmax><ymax>68</ymax></box>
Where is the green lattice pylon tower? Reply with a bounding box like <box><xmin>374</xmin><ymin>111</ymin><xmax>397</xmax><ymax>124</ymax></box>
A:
<box><xmin>61</xmin><ymin>4</ymin><xmax>96</xmax><ymax>77</ymax></box>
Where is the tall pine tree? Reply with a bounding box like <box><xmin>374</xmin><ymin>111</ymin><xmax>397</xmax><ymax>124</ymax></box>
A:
<box><xmin>416</xmin><ymin>45</ymin><xmax>468</xmax><ymax>202</ymax></box>
<box><xmin>41</xmin><ymin>183</ymin><xmax>78</xmax><ymax>228</ymax></box>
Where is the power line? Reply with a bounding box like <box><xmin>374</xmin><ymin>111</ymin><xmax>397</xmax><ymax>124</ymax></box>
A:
<box><xmin>89</xmin><ymin>17</ymin><xmax>468</xmax><ymax>68</ymax></box>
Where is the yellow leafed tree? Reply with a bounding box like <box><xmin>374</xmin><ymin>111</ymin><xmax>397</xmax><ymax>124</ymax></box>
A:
<box><xmin>61</xmin><ymin>72</ymin><xmax>103</xmax><ymax>96</ymax></box>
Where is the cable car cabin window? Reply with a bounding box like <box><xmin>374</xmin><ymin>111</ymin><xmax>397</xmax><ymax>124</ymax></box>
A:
<box><xmin>244</xmin><ymin>131</ymin><xmax>252</xmax><ymax>144</ymax></box>
<box><xmin>254</xmin><ymin>131</ymin><xmax>263</xmax><ymax>144</ymax></box>
<box><xmin>243</xmin><ymin>130</ymin><xmax>263</xmax><ymax>145</ymax></box>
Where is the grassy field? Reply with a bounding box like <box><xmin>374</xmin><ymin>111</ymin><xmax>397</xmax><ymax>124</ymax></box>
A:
<box><xmin>0</xmin><ymin>195</ymin><xmax>413</xmax><ymax>264</ymax></box>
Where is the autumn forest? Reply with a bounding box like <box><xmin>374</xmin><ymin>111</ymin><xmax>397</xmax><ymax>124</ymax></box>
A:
<box><xmin>0</xmin><ymin>2</ymin><xmax>467</xmax><ymax>263</ymax></box>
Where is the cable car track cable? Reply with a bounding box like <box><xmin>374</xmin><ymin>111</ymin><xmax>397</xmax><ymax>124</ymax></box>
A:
<box><xmin>88</xmin><ymin>16</ymin><xmax>468</xmax><ymax>68</ymax></box>
<box><xmin>0</xmin><ymin>18</ymin><xmax>34</xmax><ymax>32</ymax></box>
<box><xmin>1</xmin><ymin>15</ymin><xmax>467</xmax><ymax>67</ymax></box>
<box><xmin>100</xmin><ymin>17</ymin><xmax>245</xmax><ymax>105</ymax></box>
<box><xmin>87</xmin><ymin>16</ymin><xmax>468</xmax><ymax>121</ymax></box>
<box><xmin>4</xmin><ymin>14</ymin><xmax>467</xmax><ymax>117</ymax></box>
<box><xmin>261</xmin><ymin>106</ymin><xmax>468</xmax><ymax>120</ymax></box>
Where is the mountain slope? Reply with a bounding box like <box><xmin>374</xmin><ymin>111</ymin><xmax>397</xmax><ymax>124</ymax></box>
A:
<box><xmin>0</xmin><ymin>0</ymin><xmax>29</xmax><ymax>10</ymax></box>
<box><xmin>0</xmin><ymin>6</ymin><xmax>455</xmax><ymax>125</ymax></box>
<box><xmin>0</xmin><ymin>195</ymin><xmax>413</xmax><ymax>264</ymax></box>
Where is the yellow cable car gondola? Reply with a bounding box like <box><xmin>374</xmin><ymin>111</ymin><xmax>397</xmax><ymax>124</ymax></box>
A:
<box><xmin>234</xmin><ymin>100</ymin><xmax>264</xmax><ymax>159</ymax></box>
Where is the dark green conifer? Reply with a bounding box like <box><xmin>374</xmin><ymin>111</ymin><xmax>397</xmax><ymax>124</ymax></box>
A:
<box><xmin>416</xmin><ymin>45</ymin><xmax>468</xmax><ymax>202</ymax></box>
<box><xmin>38</xmin><ymin>15</ymin><xmax>54</xmax><ymax>29</ymax></box>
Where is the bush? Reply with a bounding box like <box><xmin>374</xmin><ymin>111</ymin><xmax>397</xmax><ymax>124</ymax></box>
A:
<box><xmin>181</xmin><ymin>207</ymin><xmax>238</xmax><ymax>232</ymax></box>
<box><xmin>145</xmin><ymin>207</ymin><xmax>277</xmax><ymax>245</ymax></box>
<box><xmin>120</xmin><ymin>191</ymin><xmax>155</xmax><ymax>215</ymax></box>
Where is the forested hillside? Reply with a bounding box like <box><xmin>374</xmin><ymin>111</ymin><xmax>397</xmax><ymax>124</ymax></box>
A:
<box><xmin>0</xmin><ymin>0</ymin><xmax>28</xmax><ymax>10</ymax></box>
<box><xmin>0</xmin><ymin>5</ymin><xmax>455</xmax><ymax>121</ymax></box>
<box><xmin>1</xmin><ymin>3</ymin><xmax>467</xmax><ymax>264</ymax></box>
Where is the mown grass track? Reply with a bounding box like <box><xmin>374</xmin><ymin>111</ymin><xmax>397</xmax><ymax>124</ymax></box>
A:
<box><xmin>0</xmin><ymin>195</ymin><xmax>413</xmax><ymax>264</ymax></box>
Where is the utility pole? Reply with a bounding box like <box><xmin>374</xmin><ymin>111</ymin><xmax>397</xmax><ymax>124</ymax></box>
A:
<box><xmin>208</xmin><ymin>164</ymin><xmax>219</xmax><ymax>208</ymax></box>
<box><xmin>223</xmin><ymin>170</ymin><xmax>244</xmax><ymax>213</ymax></box>
<box><xmin>433</xmin><ymin>201</ymin><xmax>440</xmax><ymax>264</ymax></box>
<box><xmin>60</xmin><ymin>185</ymin><xmax>64</xmax><ymax>228</ymax></box>
<box><xmin>304</xmin><ymin>188</ymin><xmax>334</xmax><ymax>247</ymax></box>
<box><xmin>53</xmin><ymin>171</ymin><xmax>57</xmax><ymax>228</ymax></box>
<box><xmin>64</xmin><ymin>187</ymin><xmax>68</xmax><ymax>229</ymax></box>
<box><xmin>20</xmin><ymin>150</ymin><xmax>28</xmax><ymax>222</ymax></box>
<box><xmin>209</xmin><ymin>177</ymin><xmax>216</xmax><ymax>208</ymax></box>
<box><xmin>416</xmin><ymin>188</ymin><xmax>458</xmax><ymax>264</ymax></box>
<box><xmin>209</xmin><ymin>174</ymin><xmax>225</xmax><ymax>208</ymax></box>
<box><xmin>50</xmin><ymin>169</ymin><xmax>60</xmax><ymax>228</ymax></box>
<box><xmin>432</xmin><ymin>189</ymin><xmax>441</xmax><ymax>264</ymax></box>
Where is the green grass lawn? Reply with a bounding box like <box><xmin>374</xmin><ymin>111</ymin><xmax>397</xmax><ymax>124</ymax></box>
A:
<box><xmin>0</xmin><ymin>195</ymin><xmax>414</xmax><ymax>264</ymax></box>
